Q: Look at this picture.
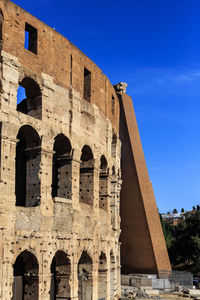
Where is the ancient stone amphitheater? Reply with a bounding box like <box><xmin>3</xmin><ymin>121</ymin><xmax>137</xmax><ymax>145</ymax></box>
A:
<box><xmin>0</xmin><ymin>1</ymin><xmax>171</xmax><ymax>299</ymax></box>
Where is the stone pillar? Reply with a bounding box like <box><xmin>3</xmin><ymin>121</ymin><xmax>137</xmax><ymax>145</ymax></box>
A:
<box><xmin>72</xmin><ymin>252</ymin><xmax>79</xmax><ymax>300</ymax></box>
<box><xmin>1</xmin><ymin>51</ymin><xmax>19</xmax><ymax>109</ymax></box>
<box><xmin>0</xmin><ymin>135</ymin><xmax>18</xmax><ymax>209</ymax></box>
<box><xmin>1</xmin><ymin>233</ymin><xmax>14</xmax><ymax>300</ymax></box>
<box><xmin>40</xmin><ymin>148</ymin><xmax>54</xmax><ymax>216</ymax></box>
<box><xmin>92</xmin><ymin>263</ymin><xmax>98</xmax><ymax>300</ymax></box>
<box><xmin>38</xmin><ymin>249</ymin><xmax>52</xmax><ymax>300</ymax></box>
<box><xmin>71</xmin><ymin>158</ymin><xmax>81</xmax><ymax>207</ymax></box>
<box><xmin>111</xmin><ymin>177</ymin><xmax>117</xmax><ymax>229</ymax></box>
<box><xmin>93</xmin><ymin>167</ymin><xmax>100</xmax><ymax>210</ymax></box>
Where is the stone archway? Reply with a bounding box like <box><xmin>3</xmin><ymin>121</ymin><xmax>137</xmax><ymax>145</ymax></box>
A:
<box><xmin>50</xmin><ymin>251</ymin><xmax>71</xmax><ymax>299</ymax></box>
<box><xmin>13</xmin><ymin>251</ymin><xmax>39</xmax><ymax>300</ymax></box>
<box><xmin>52</xmin><ymin>134</ymin><xmax>72</xmax><ymax>199</ymax></box>
<box><xmin>15</xmin><ymin>125</ymin><xmax>41</xmax><ymax>207</ymax></box>
<box><xmin>78</xmin><ymin>251</ymin><xmax>93</xmax><ymax>300</ymax></box>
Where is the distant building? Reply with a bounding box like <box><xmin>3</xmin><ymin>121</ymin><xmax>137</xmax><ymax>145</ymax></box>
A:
<box><xmin>162</xmin><ymin>212</ymin><xmax>185</xmax><ymax>225</ymax></box>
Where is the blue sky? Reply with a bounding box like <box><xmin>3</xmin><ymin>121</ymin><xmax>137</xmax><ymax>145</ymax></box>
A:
<box><xmin>12</xmin><ymin>0</ymin><xmax>200</xmax><ymax>213</ymax></box>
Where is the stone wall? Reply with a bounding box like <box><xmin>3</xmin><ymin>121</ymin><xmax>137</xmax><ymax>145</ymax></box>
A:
<box><xmin>0</xmin><ymin>1</ymin><xmax>121</xmax><ymax>299</ymax></box>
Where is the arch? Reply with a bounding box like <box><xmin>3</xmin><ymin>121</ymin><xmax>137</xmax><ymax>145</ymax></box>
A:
<box><xmin>80</xmin><ymin>145</ymin><xmax>93</xmax><ymax>162</ymax></box>
<box><xmin>13</xmin><ymin>251</ymin><xmax>39</xmax><ymax>300</ymax></box>
<box><xmin>112</xmin><ymin>166</ymin><xmax>116</xmax><ymax>176</ymax></box>
<box><xmin>100</xmin><ymin>155</ymin><xmax>108</xmax><ymax>173</ymax></box>
<box><xmin>50</xmin><ymin>251</ymin><xmax>71</xmax><ymax>299</ymax></box>
<box><xmin>78</xmin><ymin>251</ymin><xmax>93</xmax><ymax>300</ymax></box>
<box><xmin>17</xmin><ymin>77</ymin><xmax>42</xmax><ymax>120</ymax></box>
<box><xmin>52</xmin><ymin>134</ymin><xmax>72</xmax><ymax>199</ymax></box>
<box><xmin>79</xmin><ymin>145</ymin><xmax>94</xmax><ymax>206</ymax></box>
<box><xmin>111</xmin><ymin>133</ymin><xmax>117</xmax><ymax>157</ymax></box>
<box><xmin>98</xmin><ymin>252</ymin><xmax>107</xmax><ymax>299</ymax></box>
<box><xmin>15</xmin><ymin>125</ymin><xmax>41</xmax><ymax>207</ymax></box>
<box><xmin>110</xmin><ymin>250</ymin><xmax>116</xmax><ymax>299</ymax></box>
<box><xmin>99</xmin><ymin>155</ymin><xmax>109</xmax><ymax>211</ymax></box>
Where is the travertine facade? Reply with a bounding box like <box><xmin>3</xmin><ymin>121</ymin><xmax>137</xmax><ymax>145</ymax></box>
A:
<box><xmin>0</xmin><ymin>0</ymin><xmax>171</xmax><ymax>299</ymax></box>
<box><xmin>0</xmin><ymin>1</ymin><xmax>121</xmax><ymax>299</ymax></box>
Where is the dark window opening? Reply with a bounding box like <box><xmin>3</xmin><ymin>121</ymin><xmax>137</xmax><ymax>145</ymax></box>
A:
<box><xmin>79</xmin><ymin>145</ymin><xmax>94</xmax><ymax>206</ymax></box>
<box><xmin>52</xmin><ymin>134</ymin><xmax>72</xmax><ymax>199</ymax></box>
<box><xmin>78</xmin><ymin>251</ymin><xmax>93</xmax><ymax>300</ymax></box>
<box><xmin>112</xmin><ymin>96</ymin><xmax>115</xmax><ymax>115</ymax></box>
<box><xmin>99</xmin><ymin>155</ymin><xmax>109</xmax><ymax>211</ymax></box>
<box><xmin>111</xmin><ymin>133</ymin><xmax>117</xmax><ymax>157</ymax></box>
<box><xmin>17</xmin><ymin>77</ymin><xmax>42</xmax><ymax>120</ymax></box>
<box><xmin>0</xmin><ymin>10</ymin><xmax>3</xmax><ymax>43</ymax></box>
<box><xmin>50</xmin><ymin>251</ymin><xmax>71</xmax><ymax>299</ymax></box>
<box><xmin>15</xmin><ymin>125</ymin><xmax>41</xmax><ymax>207</ymax></box>
<box><xmin>25</xmin><ymin>22</ymin><xmax>37</xmax><ymax>54</ymax></box>
<box><xmin>13</xmin><ymin>251</ymin><xmax>39</xmax><ymax>300</ymax></box>
<box><xmin>83</xmin><ymin>68</ymin><xmax>91</xmax><ymax>101</ymax></box>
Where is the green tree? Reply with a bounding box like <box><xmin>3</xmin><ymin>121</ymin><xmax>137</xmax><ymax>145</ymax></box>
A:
<box><xmin>169</xmin><ymin>212</ymin><xmax>200</xmax><ymax>266</ymax></box>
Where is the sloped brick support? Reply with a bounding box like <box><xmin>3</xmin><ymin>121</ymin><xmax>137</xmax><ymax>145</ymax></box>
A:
<box><xmin>118</xmin><ymin>93</ymin><xmax>171</xmax><ymax>274</ymax></box>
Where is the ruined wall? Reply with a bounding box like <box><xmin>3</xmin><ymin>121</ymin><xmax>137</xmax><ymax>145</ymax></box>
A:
<box><xmin>0</xmin><ymin>1</ymin><xmax>121</xmax><ymax>299</ymax></box>
<box><xmin>118</xmin><ymin>92</ymin><xmax>171</xmax><ymax>275</ymax></box>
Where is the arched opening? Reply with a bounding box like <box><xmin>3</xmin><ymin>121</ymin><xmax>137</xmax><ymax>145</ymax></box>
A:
<box><xmin>98</xmin><ymin>252</ymin><xmax>107</xmax><ymax>299</ymax></box>
<box><xmin>99</xmin><ymin>155</ymin><xmax>109</xmax><ymax>211</ymax></box>
<box><xmin>78</xmin><ymin>251</ymin><xmax>93</xmax><ymax>300</ymax></box>
<box><xmin>17</xmin><ymin>77</ymin><xmax>42</xmax><ymax>120</ymax></box>
<box><xmin>15</xmin><ymin>125</ymin><xmax>41</xmax><ymax>207</ymax></box>
<box><xmin>52</xmin><ymin>134</ymin><xmax>72</xmax><ymax>199</ymax></box>
<box><xmin>110</xmin><ymin>251</ymin><xmax>115</xmax><ymax>299</ymax></box>
<box><xmin>111</xmin><ymin>133</ymin><xmax>117</xmax><ymax>157</ymax></box>
<box><xmin>0</xmin><ymin>9</ymin><xmax>3</xmax><ymax>45</ymax></box>
<box><xmin>111</xmin><ymin>166</ymin><xmax>117</xmax><ymax>229</ymax></box>
<box><xmin>79</xmin><ymin>146</ymin><xmax>94</xmax><ymax>206</ymax></box>
<box><xmin>13</xmin><ymin>251</ymin><xmax>39</xmax><ymax>300</ymax></box>
<box><xmin>50</xmin><ymin>251</ymin><xmax>71</xmax><ymax>300</ymax></box>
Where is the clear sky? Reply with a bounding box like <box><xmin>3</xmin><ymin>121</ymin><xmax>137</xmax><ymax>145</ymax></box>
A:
<box><xmin>12</xmin><ymin>0</ymin><xmax>200</xmax><ymax>213</ymax></box>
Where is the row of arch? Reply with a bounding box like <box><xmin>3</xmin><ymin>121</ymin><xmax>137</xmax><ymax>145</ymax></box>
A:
<box><xmin>12</xmin><ymin>249</ymin><xmax>118</xmax><ymax>300</ymax></box>
<box><xmin>15</xmin><ymin>125</ymin><xmax>118</xmax><ymax>211</ymax></box>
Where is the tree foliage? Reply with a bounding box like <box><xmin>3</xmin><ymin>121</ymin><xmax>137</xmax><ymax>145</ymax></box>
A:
<box><xmin>161</xmin><ymin>212</ymin><xmax>200</xmax><ymax>267</ymax></box>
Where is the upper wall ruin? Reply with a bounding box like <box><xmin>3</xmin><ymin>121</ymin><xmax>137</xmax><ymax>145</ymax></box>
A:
<box><xmin>0</xmin><ymin>0</ymin><xmax>119</xmax><ymax>130</ymax></box>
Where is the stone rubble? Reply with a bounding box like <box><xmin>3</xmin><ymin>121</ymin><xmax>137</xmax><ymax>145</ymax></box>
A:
<box><xmin>121</xmin><ymin>287</ymin><xmax>161</xmax><ymax>300</ymax></box>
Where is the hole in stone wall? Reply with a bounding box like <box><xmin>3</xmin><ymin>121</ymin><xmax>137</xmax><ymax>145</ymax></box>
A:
<box><xmin>25</xmin><ymin>22</ymin><xmax>37</xmax><ymax>54</ymax></box>
<box><xmin>78</xmin><ymin>251</ymin><xmax>93</xmax><ymax>300</ymax></box>
<box><xmin>15</xmin><ymin>125</ymin><xmax>41</xmax><ymax>207</ymax></box>
<box><xmin>99</xmin><ymin>155</ymin><xmax>108</xmax><ymax>211</ymax></box>
<box><xmin>13</xmin><ymin>251</ymin><xmax>39</xmax><ymax>300</ymax></box>
<box><xmin>0</xmin><ymin>10</ymin><xmax>3</xmax><ymax>43</ymax></box>
<box><xmin>50</xmin><ymin>251</ymin><xmax>71</xmax><ymax>299</ymax></box>
<box><xmin>112</xmin><ymin>166</ymin><xmax>116</xmax><ymax>176</ymax></box>
<box><xmin>111</xmin><ymin>133</ymin><xmax>117</xmax><ymax>157</ymax></box>
<box><xmin>17</xmin><ymin>85</ymin><xmax>26</xmax><ymax>104</ymax></box>
<box><xmin>112</xmin><ymin>95</ymin><xmax>115</xmax><ymax>115</ymax></box>
<box><xmin>52</xmin><ymin>134</ymin><xmax>72</xmax><ymax>199</ymax></box>
<box><xmin>83</xmin><ymin>68</ymin><xmax>91</xmax><ymax>102</ymax></box>
<box><xmin>17</xmin><ymin>77</ymin><xmax>42</xmax><ymax>120</ymax></box>
<box><xmin>79</xmin><ymin>146</ymin><xmax>94</xmax><ymax>206</ymax></box>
